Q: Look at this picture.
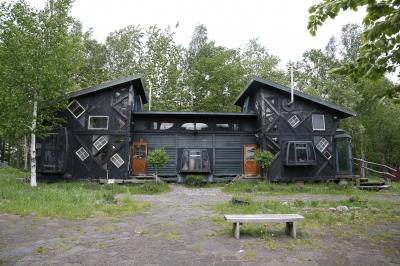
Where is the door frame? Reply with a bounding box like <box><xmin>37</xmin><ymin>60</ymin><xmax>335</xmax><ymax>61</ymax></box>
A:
<box><xmin>243</xmin><ymin>144</ymin><xmax>258</xmax><ymax>176</ymax></box>
<box><xmin>131</xmin><ymin>141</ymin><xmax>148</xmax><ymax>175</ymax></box>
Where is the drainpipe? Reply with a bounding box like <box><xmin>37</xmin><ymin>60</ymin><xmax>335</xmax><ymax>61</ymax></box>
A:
<box><xmin>289</xmin><ymin>64</ymin><xmax>294</xmax><ymax>105</ymax></box>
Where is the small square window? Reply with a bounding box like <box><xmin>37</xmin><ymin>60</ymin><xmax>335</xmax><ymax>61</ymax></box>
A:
<box><xmin>75</xmin><ymin>147</ymin><xmax>89</xmax><ymax>161</ymax></box>
<box><xmin>312</xmin><ymin>114</ymin><xmax>325</xmax><ymax>131</ymax></box>
<box><xmin>67</xmin><ymin>99</ymin><xmax>85</xmax><ymax>119</ymax></box>
<box><xmin>110</xmin><ymin>153</ymin><xmax>124</xmax><ymax>168</ymax></box>
<box><xmin>288</xmin><ymin>115</ymin><xmax>300</xmax><ymax>128</ymax></box>
<box><xmin>316</xmin><ymin>138</ymin><xmax>329</xmax><ymax>152</ymax></box>
<box><xmin>88</xmin><ymin>116</ymin><xmax>109</xmax><ymax>130</ymax></box>
<box><xmin>323</xmin><ymin>150</ymin><xmax>332</xmax><ymax>160</ymax></box>
<box><xmin>93</xmin><ymin>136</ymin><xmax>108</xmax><ymax>151</ymax></box>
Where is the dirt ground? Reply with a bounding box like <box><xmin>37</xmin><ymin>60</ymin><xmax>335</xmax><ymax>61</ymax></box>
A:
<box><xmin>1</xmin><ymin>185</ymin><xmax>399</xmax><ymax>266</ymax></box>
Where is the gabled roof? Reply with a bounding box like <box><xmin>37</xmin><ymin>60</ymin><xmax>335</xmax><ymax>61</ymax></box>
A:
<box><xmin>234</xmin><ymin>77</ymin><xmax>357</xmax><ymax>118</ymax></box>
<box><xmin>68</xmin><ymin>74</ymin><xmax>148</xmax><ymax>104</ymax></box>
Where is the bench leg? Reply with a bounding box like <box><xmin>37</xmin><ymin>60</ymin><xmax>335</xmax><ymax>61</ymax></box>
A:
<box><xmin>286</xmin><ymin>222</ymin><xmax>296</xmax><ymax>238</ymax></box>
<box><xmin>233</xmin><ymin>222</ymin><xmax>240</xmax><ymax>239</ymax></box>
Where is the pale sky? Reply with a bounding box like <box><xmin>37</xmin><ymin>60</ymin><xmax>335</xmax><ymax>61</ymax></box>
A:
<box><xmin>27</xmin><ymin>0</ymin><xmax>366</xmax><ymax>69</ymax></box>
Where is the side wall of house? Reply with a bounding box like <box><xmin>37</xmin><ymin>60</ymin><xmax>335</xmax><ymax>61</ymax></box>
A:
<box><xmin>131</xmin><ymin>117</ymin><xmax>257</xmax><ymax>181</ymax></box>
<box><xmin>243</xmin><ymin>85</ymin><xmax>341</xmax><ymax>181</ymax></box>
<box><xmin>65</xmin><ymin>83</ymin><xmax>142</xmax><ymax>179</ymax></box>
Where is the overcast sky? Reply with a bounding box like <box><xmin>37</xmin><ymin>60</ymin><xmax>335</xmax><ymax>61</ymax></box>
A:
<box><xmin>27</xmin><ymin>0</ymin><xmax>366</xmax><ymax>69</ymax></box>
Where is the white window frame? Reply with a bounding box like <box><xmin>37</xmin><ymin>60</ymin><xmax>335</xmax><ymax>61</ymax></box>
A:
<box><xmin>88</xmin><ymin>116</ymin><xmax>109</xmax><ymax>130</ymax></box>
<box><xmin>316</xmin><ymin>137</ymin><xmax>329</xmax><ymax>152</ymax></box>
<box><xmin>110</xmin><ymin>153</ymin><xmax>124</xmax><ymax>168</ymax></box>
<box><xmin>312</xmin><ymin>114</ymin><xmax>325</xmax><ymax>131</ymax></box>
<box><xmin>93</xmin><ymin>136</ymin><xmax>108</xmax><ymax>151</ymax></box>
<box><xmin>288</xmin><ymin>115</ymin><xmax>300</xmax><ymax>128</ymax></box>
<box><xmin>67</xmin><ymin>99</ymin><xmax>86</xmax><ymax>119</ymax></box>
<box><xmin>75</xmin><ymin>147</ymin><xmax>89</xmax><ymax>161</ymax></box>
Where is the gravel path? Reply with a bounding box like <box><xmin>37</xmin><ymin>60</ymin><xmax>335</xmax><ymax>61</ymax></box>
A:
<box><xmin>0</xmin><ymin>185</ymin><xmax>399</xmax><ymax>265</ymax></box>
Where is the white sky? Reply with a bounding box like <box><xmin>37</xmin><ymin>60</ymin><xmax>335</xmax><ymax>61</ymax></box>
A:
<box><xmin>27</xmin><ymin>0</ymin><xmax>367</xmax><ymax>69</ymax></box>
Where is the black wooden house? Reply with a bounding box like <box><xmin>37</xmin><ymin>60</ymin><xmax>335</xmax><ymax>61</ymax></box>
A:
<box><xmin>36</xmin><ymin>75</ymin><xmax>356</xmax><ymax>182</ymax></box>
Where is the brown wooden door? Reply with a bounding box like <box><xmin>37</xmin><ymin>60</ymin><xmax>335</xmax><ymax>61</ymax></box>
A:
<box><xmin>244</xmin><ymin>144</ymin><xmax>257</xmax><ymax>176</ymax></box>
<box><xmin>132</xmin><ymin>142</ymin><xmax>147</xmax><ymax>175</ymax></box>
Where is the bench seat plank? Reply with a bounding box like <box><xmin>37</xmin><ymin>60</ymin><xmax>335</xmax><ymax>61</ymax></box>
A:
<box><xmin>224</xmin><ymin>214</ymin><xmax>304</xmax><ymax>223</ymax></box>
<box><xmin>224</xmin><ymin>214</ymin><xmax>304</xmax><ymax>239</ymax></box>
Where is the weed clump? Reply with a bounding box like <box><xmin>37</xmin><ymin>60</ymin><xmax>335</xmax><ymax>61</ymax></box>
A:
<box><xmin>185</xmin><ymin>175</ymin><xmax>206</xmax><ymax>187</ymax></box>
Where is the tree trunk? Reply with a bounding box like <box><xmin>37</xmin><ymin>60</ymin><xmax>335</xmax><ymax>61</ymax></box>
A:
<box><xmin>30</xmin><ymin>100</ymin><xmax>38</xmax><ymax>187</ymax></box>
<box><xmin>24</xmin><ymin>136</ymin><xmax>28</xmax><ymax>171</ymax></box>
<box><xmin>0</xmin><ymin>139</ymin><xmax>4</xmax><ymax>163</ymax></box>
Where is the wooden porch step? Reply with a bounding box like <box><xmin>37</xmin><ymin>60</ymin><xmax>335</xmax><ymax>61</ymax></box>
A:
<box><xmin>99</xmin><ymin>178</ymin><xmax>157</xmax><ymax>184</ymax></box>
<box><xmin>132</xmin><ymin>175</ymin><xmax>157</xmax><ymax>180</ymax></box>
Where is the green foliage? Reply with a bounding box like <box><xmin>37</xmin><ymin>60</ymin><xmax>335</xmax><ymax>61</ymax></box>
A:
<box><xmin>0</xmin><ymin>167</ymin><xmax>152</xmax><ymax>219</ymax></box>
<box><xmin>147</xmin><ymin>148</ymin><xmax>170</xmax><ymax>176</ymax></box>
<box><xmin>223</xmin><ymin>181</ymin><xmax>367</xmax><ymax>196</ymax></box>
<box><xmin>185</xmin><ymin>175</ymin><xmax>207</xmax><ymax>187</ymax></box>
<box><xmin>133</xmin><ymin>181</ymin><xmax>170</xmax><ymax>194</ymax></box>
<box><xmin>255</xmin><ymin>150</ymin><xmax>274</xmax><ymax>170</ymax></box>
<box><xmin>308</xmin><ymin>0</ymin><xmax>400</xmax><ymax>96</ymax></box>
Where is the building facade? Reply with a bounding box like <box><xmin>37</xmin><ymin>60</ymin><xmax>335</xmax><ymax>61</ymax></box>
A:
<box><xmin>36</xmin><ymin>75</ymin><xmax>356</xmax><ymax>182</ymax></box>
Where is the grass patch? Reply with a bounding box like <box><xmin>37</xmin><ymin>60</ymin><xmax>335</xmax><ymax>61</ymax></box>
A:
<box><xmin>0</xmin><ymin>167</ymin><xmax>154</xmax><ymax>219</ymax></box>
<box><xmin>157</xmin><ymin>230</ymin><xmax>183</xmax><ymax>241</ymax></box>
<box><xmin>223</xmin><ymin>180</ymin><xmax>398</xmax><ymax>196</ymax></box>
<box><xmin>208</xmin><ymin>198</ymin><xmax>400</xmax><ymax>239</ymax></box>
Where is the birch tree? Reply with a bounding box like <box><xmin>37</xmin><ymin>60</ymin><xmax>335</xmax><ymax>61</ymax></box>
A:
<box><xmin>0</xmin><ymin>0</ymin><xmax>83</xmax><ymax>186</ymax></box>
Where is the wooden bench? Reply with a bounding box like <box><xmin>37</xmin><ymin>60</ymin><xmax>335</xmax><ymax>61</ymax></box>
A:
<box><xmin>224</xmin><ymin>214</ymin><xmax>304</xmax><ymax>239</ymax></box>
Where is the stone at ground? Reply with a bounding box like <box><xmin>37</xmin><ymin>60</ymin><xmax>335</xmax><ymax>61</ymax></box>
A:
<box><xmin>282</xmin><ymin>201</ymin><xmax>289</xmax><ymax>206</ymax></box>
<box><xmin>336</xmin><ymin>205</ymin><xmax>349</xmax><ymax>212</ymax></box>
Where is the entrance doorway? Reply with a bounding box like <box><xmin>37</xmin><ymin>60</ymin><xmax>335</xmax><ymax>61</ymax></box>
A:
<box><xmin>132</xmin><ymin>141</ymin><xmax>147</xmax><ymax>175</ymax></box>
<box><xmin>244</xmin><ymin>144</ymin><xmax>257</xmax><ymax>176</ymax></box>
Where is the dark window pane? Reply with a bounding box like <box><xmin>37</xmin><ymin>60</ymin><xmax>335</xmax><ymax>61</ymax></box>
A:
<box><xmin>246</xmin><ymin>146</ymin><xmax>255</xmax><ymax>160</ymax></box>
<box><xmin>312</xmin><ymin>114</ymin><xmax>325</xmax><ymax>131</ymax></box>
<box><xmin>181</xmin><ymin>123</ymin><xmax>195</xmax><ymax>131</ymax></box>
<box><xmin>288</xmin><ymin>143</ymin><xmax>295</xmax><ymax>162</ymax></box>
<box><xmin>89</xmin><ymin>116</ymin><xmax>108</xmax><ymax>129</ymax></box>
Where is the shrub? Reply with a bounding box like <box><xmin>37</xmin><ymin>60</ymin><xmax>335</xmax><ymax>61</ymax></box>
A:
<box><xmin>185</xmin><ymin>175</ymin><xmax>206</xmax><ymax>187</ymax></box>
<box><xmin>147</xmin><ymin>148</ymin><xmax>169</xmax><ymax>177</ymax></box>
<box><xmin>255</xmin><ymin>150</ymin><xmax>274</xmax><ymax>178</ymax></box>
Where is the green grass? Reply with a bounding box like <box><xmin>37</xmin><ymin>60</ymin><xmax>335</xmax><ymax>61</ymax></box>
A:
<box><xmin>0</xmin><ymin>167</ymin><xmax>172</xmax><ymax>219</ymax></box>
<box><xmin>207</xmin><ymin>197</ymin><xmax>400</xmax><ymax>240</ymax></box>
<box><xmin>223</xmin><ymin>179</ymin><xmax>400</xmax><ymax>195</ymax></box>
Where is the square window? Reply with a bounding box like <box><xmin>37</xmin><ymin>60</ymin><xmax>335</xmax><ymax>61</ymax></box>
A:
<box><xmin>93</xmin><ymin>136</ymin><xmax>108</xmax><ymax>151</ymax></box>
<box><xmin>316</xmin><ymin>137</ymin><xmax>329</xmax><ymax>152</ymax></box>
<box><xmin>67</xmin><ymin>99</ymin><xmax>85</xmax><ymax>119</ymax></box>
<box><xmin>88</xmin><ymin>116</ymin><xmax>109</xmax><ymax>130</ymax></box>
<box><xmin>312</xmin><ymin>114</ymin><xmax>325</xmax><ymax>131</ymax></box>
<box><xmin>110</xmin><ymin>153</ymin><xmax>124</xmax><ymax>168</ymax></box>
<box><xmin>75</xmin><ymin>147</ymin><xmax>89</xmax><ymax>161</ymax></box>
<box><xmin>288</xmin><ymin>115</ymin><xmax>300</xmax><ymax>128</ymax></box>
<box><xmin>323</xmin><ymin>150</ymin><xmax>332</xmax><ymax>160</ymax></box>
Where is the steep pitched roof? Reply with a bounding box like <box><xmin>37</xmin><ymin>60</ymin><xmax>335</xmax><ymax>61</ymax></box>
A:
<box><xmin>234</xmin><ymin>77</ymin><xmax>356</xmax><ymax>118</ymax></box>
<box><xmin>68</xmin><ymin>74</ymin><xmax>148</xmax><ymax>103</ymax></box>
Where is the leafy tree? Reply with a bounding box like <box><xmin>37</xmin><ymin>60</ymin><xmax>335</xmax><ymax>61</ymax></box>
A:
<box><xmin>241</xmin><ymin>38</ymin><xmax>288</xmax><ymax>86</ymax></box>
<box><xmin>255</xmin><ymin>150</ymin><xmax>274</xmax><ymax>178</ymax></box>
<box><xmin>308</xmin><ymin>0</ymin><xmax>400</xmax><ymax>97</ymax></box>
<box><xmin>75</xmin><ymin>29</ymin><xmax>109</xmax><ymax>88</ymax></box>
<box><xmin>0</xmin><ymin>0</ymin><xmax>84</xmax><ymax>186</ymax></box>
<box><xmin>147</xmin><ymin>148</ymin><xmax>169</xmax><ymax>180</ymax></box>
<box><xmin>183</xmin><ymin>25</ymin><xmax>246</xmax><ymax>112</ymax></box>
